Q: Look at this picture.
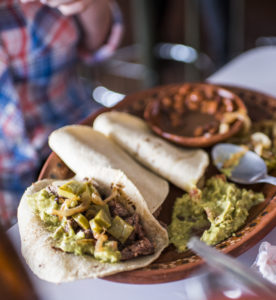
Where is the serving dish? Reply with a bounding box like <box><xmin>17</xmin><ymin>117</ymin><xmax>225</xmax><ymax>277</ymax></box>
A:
<box><xmin>39</xmin><ymin>84</ymin><xmax>276</xmax><ymax>284</ymax></box>
<box><xmin>144</xmin><ymin>83</ymin><xmax>247</xmax><ymax>147</ymax></box>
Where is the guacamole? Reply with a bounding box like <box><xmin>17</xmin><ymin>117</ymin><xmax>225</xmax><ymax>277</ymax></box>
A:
<box><xmin>168</xmin><ymin>192</ymin><xmax>210</xmax><ymax>252</ymax></box>
<box><xmin>27</xmin><ymin>179</ymin><xmax>154</xmax><ymax>263</ymax></box>
<box><xmin>168</xmin><ymin>176</ymin><xmax>264</xmax><ymax>252</ymax></box>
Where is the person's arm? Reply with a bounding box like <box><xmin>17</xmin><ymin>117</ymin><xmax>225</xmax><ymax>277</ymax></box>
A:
<box><xmin>21</xmin><ymin>0</ymin><xmax>112</xmax><ymax>51</ymax></box>
<box><xmin>66</xmin><ymin>0</ymin><xmax>112</xmax><ymax>51</ymax></box>
<box><xmin>51</xmin><ymin>0</ymin><xmax>123</xmax><ymax>62</ymax></box>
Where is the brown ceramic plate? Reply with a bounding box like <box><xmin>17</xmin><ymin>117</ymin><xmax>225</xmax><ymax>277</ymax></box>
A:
<box><xmin>144</xmin><ymin>83</ymin><xmax>247</xmax><ymax>147</ymax></box>
<box><xmin>39</xmin><ymin>83</ymin><xmax>276</xmax><ymax>284</ymax></box>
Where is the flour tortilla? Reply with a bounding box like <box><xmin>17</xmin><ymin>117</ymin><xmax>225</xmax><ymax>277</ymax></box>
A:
<box><xmin>18</xmin><ymin>168</ymin><xmax>169</xmax><ymax>283</ymax></box>
<box><xmin>49</xmin><ymin>125</ymin><xmax>168</xmax><ymax>213</ymax></box>
<box><xmin>93</xmin><ymin>112</ymin><xmax>209</xmax><ymax>192</ymax></box>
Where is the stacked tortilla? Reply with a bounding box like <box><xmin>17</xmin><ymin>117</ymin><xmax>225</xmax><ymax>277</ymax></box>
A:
<box><xmin>18</xmin><ymin>111</ymin><xmax>209</xmax><ymax>282</ymax></box>
<box><xmin>93</xmin><ymin>112</ymin><xmax>209</xmax><ymax>192</ymax></box>
<box><xmin>48</xmin><ymin>125</ymin><xmax>169</xmax><ymax>213</ymax></box>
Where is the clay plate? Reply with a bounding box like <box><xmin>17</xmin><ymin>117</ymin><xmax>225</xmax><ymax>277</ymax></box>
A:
<box><xmin>144</xmin><ymin>83</ymin><xmax>247</xmax><ymax>147</ymax></box>
<box><xmin>39</xmin><ymin>83</ymin><xmax>276</xmax><ymax>284</ymax></box>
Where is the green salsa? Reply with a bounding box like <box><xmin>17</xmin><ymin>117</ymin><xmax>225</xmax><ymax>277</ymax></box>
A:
<box><xmin>168</xmin><ymin>176</ymin><xmax>264</xmax><ymax>252</ymax></box>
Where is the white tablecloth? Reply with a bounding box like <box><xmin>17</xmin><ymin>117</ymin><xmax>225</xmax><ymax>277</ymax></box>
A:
<box><xmin>208</xmin><ymin>46</ymin><xmax>276</xmax><ymax>98</ymax></box>
<box><xmin>8</xmin><ymin>45</ymin><xmax>276</xmax><ymax>300</ymax></box>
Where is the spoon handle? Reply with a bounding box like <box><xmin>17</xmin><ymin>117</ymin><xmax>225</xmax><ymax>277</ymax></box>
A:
<box><xmin>188</xmin><ymin>237</ymin><xmax>276</xmax><ymax>299</ymax></box>
<box><xmin>258</xmin><ymin>175</ymin><xmax>276</xmax><ymax>185</ymax></box>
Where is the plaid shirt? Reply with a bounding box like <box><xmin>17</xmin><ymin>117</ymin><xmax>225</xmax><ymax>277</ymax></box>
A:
<box><xmin>0</xmin><ymin>0</ymin><xmax>122</xmax><ymax>228</ymax></box>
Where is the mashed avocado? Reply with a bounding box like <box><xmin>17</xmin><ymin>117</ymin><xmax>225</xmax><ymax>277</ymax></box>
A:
<box><xmin>169</xmin><ymin>176</ymin><xmax>264</xmax><ymax>252</ymax></box>
<box><xmin>168</xmin><ymin>193</ymin><xmax>210</xmax><ymax>252</ymax></box>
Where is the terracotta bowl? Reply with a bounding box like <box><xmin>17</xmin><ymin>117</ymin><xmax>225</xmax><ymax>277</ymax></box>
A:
<box><xmin>144</xmin><ymin>83</ymin><xmax>247</xmax><ymax>148</ymax></box>
<box><xmin>40</xmin><ymin>84</ymin><xmax>276</xmax><ymax>284</ymax></box>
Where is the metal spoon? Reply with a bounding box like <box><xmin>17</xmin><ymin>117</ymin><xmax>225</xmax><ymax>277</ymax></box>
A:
<box><xmin>212</xmin><ymin>143</ymin><xmax>276</xmax><ymax>185</ymax></box>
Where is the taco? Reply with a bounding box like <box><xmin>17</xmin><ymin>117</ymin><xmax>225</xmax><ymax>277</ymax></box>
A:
<box><xmin>18</xmin><ymin>168</ymin><xmax>169</xmax><ymax>283</ymax></box>
<box><xmin>49</xmin><ymin>125</ymin><xmax>169</xmax><ymax>213</ymax></box>
<box><xmin>93</xmin><ymin>112</ymin><xmax>209</xmax><ymax>192</ymax></box>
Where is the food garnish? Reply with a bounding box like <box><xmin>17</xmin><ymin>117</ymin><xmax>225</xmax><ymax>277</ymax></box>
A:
<box><xmin>220</xmin><ymin>146</ymin><xmax>248</xmax><ymax>177</ymax></box>
<box><xmin>227</xmin><ymin>120</ymin><xmax>276</xmax><ymax>171</ymax></box>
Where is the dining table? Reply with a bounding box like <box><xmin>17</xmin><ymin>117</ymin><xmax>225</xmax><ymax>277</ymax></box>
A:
<box><xmin>7</xmin><ymin>45</ymin><xmax>276</xmax><ymax>300</ymax></box>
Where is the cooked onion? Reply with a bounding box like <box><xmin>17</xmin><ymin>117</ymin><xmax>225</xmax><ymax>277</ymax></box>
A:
<box><xmin>91</xmin><ymin>193</ymin><xmax>104</xmax><ymax>205</ymax></box>
<box><xmin>76</xmin><ymin>239</ymin><xmax>95</xmax><ymax>244</ymax></box>
<box><xmin>52</xmin><ymin>195</ymin><xmax>90</xmax><ymax>217</ymax></box>
<box><xmin>95</xmin><ymin>234</ymin><xmax>108</xmax><ymax>252</ymax></box>
<box><xmin>222</xmin><ymin>109</ymin><xmax>251</xmax><ymax>133</ymax></box>
<box><xmin>104</xmin><ymin>188</ymin><xmax>118</xmax><ymax>203</ymax></box>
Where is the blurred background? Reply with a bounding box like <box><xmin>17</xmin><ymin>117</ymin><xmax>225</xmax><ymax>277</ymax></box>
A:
<box><xmin>82</xmin><ymin>0</ymin><xmax>276</xmax><ymax>108</ymax></box>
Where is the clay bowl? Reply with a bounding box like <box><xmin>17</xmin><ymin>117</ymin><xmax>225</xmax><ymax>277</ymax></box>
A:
<box><xmin>144</xmin><ymin>83</ymin><xmax>247</xmax><ymax>148</ymax></box>
<box><xmin>40</xmin><ymin>84</ymin><xmax>276</xmax><ymax>284</ymax></box>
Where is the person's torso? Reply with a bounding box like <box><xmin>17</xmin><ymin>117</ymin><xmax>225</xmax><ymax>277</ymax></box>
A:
<box><xmin>0</xmin><ymin>1</ymin><xmax>92</xmax><ymax>150</ymax></box>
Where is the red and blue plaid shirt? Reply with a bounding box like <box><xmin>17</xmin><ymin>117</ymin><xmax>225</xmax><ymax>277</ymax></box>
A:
<box><xmin>0</xmin><ymin>0</ymin><xmax>122</xmax><ymax>228</ymax></box>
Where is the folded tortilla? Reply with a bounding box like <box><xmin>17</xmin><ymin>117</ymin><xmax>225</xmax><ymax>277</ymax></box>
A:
<box><xmin>93</xmin><ymin>112</ymin><xmax>209</xmax><ymax>192</ymax></box>
<box><xmin>49</xmin><ymin>125</ymin><xmax>169</xmax><ymax>213</ymax></box>
<box><xmin>18</xmin><ymin>168</ymin><xmax>169</xmax><ymax>283</ymax></box>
